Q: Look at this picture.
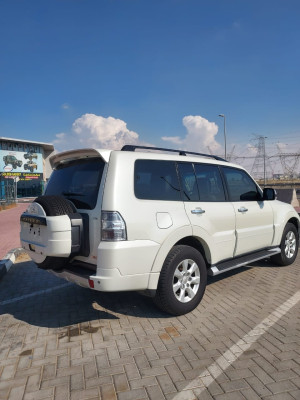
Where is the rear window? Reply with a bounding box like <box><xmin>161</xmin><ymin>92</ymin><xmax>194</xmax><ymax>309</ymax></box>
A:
<box><xmin>45</xmin><ymin>158</ymin><xmax>105</xmax><ymax>209</ymax></box>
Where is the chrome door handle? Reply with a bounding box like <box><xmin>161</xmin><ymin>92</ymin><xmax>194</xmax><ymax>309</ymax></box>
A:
<box><xmin>238</xmin><ymin>207</ymin><xmax>248</xmax><ymax>213</ymax></box>
<box><xmin>191</xmin><ymin>208</ymin><xmax>205</xmax><ymax>214</ymax></box>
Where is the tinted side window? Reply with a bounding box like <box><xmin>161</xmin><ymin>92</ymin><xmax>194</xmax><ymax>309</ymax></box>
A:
<box><xmin>223</xmin><ymin>167</ymin><xmax>261</xmax><ymax>201</ymax></box>
<box><xmin>194</xmin><ymin>164</ymin><xmax>226</xmax><ymax>202</ymax></box>
<box><xmin>135</xmin><ymin>160</ymin><xmax>181</xmax><ymax>201</ymax></box>
<box><xmin>178</xmin><ymin>163</ymin><xmax>199</xmax><ymax>201</ymax></box>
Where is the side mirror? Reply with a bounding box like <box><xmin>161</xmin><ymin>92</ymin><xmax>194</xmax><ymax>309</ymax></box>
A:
<box><xmin>263</xmin><ymin>187</ymin><xmax>276</xmax><ymax>201</ymax></box>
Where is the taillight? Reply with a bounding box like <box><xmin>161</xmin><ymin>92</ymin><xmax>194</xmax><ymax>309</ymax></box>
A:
<box><xmin>101</xmin><ymin>211</ymin><xmax>127</xmax><ymax>241</ymax></box>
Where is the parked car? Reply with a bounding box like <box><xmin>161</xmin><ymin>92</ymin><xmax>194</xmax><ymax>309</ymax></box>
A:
<box><xmin>20</xmin><ymin>145</ymin><xmax>300</xmax><ymax>315</ymax></box>
<box><xmin>3</xmin><ymin>155</ymin><xmax>23</xmax><ymax>169</ymax></box>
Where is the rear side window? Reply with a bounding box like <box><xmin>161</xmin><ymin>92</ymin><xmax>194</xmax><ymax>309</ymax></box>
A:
<box><xmin>194</xmin><ymin>164</ymin><xmax>226</xmax><ymax>202</ymax></box>
<box><xmin>135</xmin><ymin>160</ymin><xmax>181</xmax><ymax>201</ymax></box>
<box><xmin>178</xmin><ymin>163</ymin><xmax>199</xmax><ymax>201</ymax></box>
<box><xmin>222</xmin><ymin>167</ymin><xmax>261</xmax><ymax>201</ymax></box>
<box><xmin>45</xmin><ymin>158</ymin><xmax>105</xmax><ymax>209</ymax></box>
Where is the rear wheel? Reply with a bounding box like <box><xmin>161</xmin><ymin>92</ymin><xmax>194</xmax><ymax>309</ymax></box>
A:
<box><xmin>33</xmin><ymin>195</ymin><xmax>75</xmax><ymax>270</ymax></box>
<box><xmin>271</xmin><ymin>223</ymin><xmax>299</xmax><ymax>266</ymax></box>
<box><xmin>154</xmin><ymin>245</ymin><xmax>207</xmax><ymax>315</ymax></box>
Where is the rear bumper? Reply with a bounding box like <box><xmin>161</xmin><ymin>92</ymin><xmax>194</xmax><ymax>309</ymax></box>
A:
<box><xmin>50</xmin><ymin>239</ymin><xmax>160</xmax><ymax>292</ymax></box>
<box><xmin>51</xmin><ymin>264</ymin><xmax>151</xmax><ymax>291</ymax></box>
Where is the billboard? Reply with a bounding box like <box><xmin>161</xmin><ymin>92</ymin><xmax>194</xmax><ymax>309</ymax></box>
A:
<box><xmin>0</xmin><ymin>150</ymin><xmax>43</xmax><ymax>180</ymax></box>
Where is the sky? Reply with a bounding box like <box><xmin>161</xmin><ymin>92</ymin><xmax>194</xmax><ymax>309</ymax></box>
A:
<box><xmin>0</xmin><ymin>0</ymin><xmax>300</xmax><ymax>174</ymax></box>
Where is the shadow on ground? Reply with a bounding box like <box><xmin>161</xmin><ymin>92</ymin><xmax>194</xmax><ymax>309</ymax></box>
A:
<box><xmin>0</xmin><ymin>258</ymin><xmax>286</xmax><ymax>328</ymax></box>
<box><xmin>0</xmin><ymin>260</ymin><xmax>169</xmax><ymax>327</ymax></box>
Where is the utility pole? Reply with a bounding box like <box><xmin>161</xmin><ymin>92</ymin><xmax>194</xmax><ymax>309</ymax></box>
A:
<box><xmin>218</xmin><ymin>114</ymin><xmax>227</xmax><ymax>160</ymax></box>
<box><xmin>263</xmin><ymin>137</ymin><xmax>266</xmax><ymax>186</ymax></box>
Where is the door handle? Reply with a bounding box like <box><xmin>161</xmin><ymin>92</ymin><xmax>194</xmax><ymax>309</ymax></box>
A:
<box><xmin>191</xmin><ymin>208</ymin><xmax>205</xmax><ymax>215</ymax></box>
<box><xmin>238</xmin><ymin>207</ymin><xmax>248</xmax><ymax>213</ymax></box>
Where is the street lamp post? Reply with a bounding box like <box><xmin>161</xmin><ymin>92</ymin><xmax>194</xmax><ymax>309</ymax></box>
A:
<box><xmin>218</xmin><ymin>114</ymin><xmax>227</xmax><ymax>160</ymax></box>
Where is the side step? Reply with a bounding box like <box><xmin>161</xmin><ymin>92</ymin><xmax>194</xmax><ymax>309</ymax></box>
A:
<box><xmin>208</xmin><ymin>247</ymin><xmax>281</xmax><ymax>276</ymax></box>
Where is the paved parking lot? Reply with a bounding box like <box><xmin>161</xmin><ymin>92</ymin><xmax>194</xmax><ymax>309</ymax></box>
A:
<box><xmin>0</xmin><ymin>254</ymin><xmax>299</xmax><ymax>400</ymax></box>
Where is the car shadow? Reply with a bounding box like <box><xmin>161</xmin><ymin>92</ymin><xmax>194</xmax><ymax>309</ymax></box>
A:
<box><xmin>0</xmin><ymin>260</ymin><xmax>169</xmax><ymax>327</ymax></box>
<box><xmin>0</xmin><ymin>258</ymin><xmax>288</xmax><ymax>328</ymax></box>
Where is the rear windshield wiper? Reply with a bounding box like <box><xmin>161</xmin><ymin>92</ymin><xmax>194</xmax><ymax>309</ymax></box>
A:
<box><xmin>62</xmin><ymin>191</ymin><xmax>84</xmax><ymax>196</ymax></box>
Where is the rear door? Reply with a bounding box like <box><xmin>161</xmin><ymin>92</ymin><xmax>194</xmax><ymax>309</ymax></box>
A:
<box><xmin>45</xmin><ymin>156</ymin><xmax>107</xmax><ymax>263</ymax></box>
<box><xmin>222</xmin><ymin>166</ymin><xmax>274</xmax><ymax>256</ymax></box>
<box><xmin>177</xmin><ymin>162</ymin><xmax>236</xmax><ymax>265</ymax></box>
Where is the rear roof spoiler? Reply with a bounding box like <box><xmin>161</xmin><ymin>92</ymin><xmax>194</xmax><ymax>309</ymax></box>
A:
<box><xmin>50</xmin><ymin>149</ymin><xmax>111</xmax><ymax>168</ymax></box>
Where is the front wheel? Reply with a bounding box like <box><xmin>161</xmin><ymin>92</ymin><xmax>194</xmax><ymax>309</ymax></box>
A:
<box><xmin>154</xmin><ymin>245</ymin><xmax>207</xmax><ymax>315</ymax></box>
<box><xmin>271</xmin><ymin>223</ymin><xmax>299</xmax><ymax>266</ymax></box>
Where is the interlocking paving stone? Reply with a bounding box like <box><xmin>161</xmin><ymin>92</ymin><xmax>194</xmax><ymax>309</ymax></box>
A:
<box><xmin>0</xmin><ymin>254</ymin><xmax>299</xmax><ymax>399</ymax></box>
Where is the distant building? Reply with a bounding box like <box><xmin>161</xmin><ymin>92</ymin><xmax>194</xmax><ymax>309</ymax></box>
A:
<box><xmin>0</xmin><ymin>137</ymin><xmax>55</xmax><ymax>199</ymax></box>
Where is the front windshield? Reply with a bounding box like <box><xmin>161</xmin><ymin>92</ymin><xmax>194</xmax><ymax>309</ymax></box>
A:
<box><xmin>45</xmin><ymin>158</ymin><xmax>105</xmax><ymax>209</ymax></box>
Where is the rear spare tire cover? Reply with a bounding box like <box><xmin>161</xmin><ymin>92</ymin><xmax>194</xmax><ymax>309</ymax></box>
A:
<box><xmin>33</xmin><ymin>195</ymin><xmax>75</xmax><ymax>270</ymax></box>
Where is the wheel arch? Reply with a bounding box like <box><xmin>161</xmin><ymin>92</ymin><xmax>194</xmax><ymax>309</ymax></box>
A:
<box><xmin>288</xmin><ymin>217</ymin><xmax>299</xmax><ymax>233</ymax></box>
<box><xmin>272</xmin><ymin>207</ymin><xmax>300</xmax><ymax>246</ymax></box>
<box><xmin>148</xmin><ymin>231</ymin><xmax>211</xmax><ymax>291</ymax></box>
<box><xmin>175</xmin><ymin>236</ymin><xmax>211</xmax><ymax>267</ymax></box>
<box><xmin>150</xmin><ymin>225</ymin><xmax>211</xmax><ymax>274</ymax></box>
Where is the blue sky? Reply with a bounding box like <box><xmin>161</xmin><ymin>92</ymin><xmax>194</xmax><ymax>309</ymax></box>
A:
<box><xmin>0</xmin><ymin>0</ymin><xmax>299</xmax><ymax>163</ymax></box>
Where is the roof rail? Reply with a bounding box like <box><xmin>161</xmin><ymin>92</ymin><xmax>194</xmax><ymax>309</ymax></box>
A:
<box><xmin>121</xmin><ymin>145</ymin><xmax>227</xmax><ymax>162</ymax></box>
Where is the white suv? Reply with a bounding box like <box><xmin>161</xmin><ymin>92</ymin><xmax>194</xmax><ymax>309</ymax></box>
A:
<box><xmin>20</xmin><ymin>145</ymin><xmax>300</xmax><ymax>315</ymax></box>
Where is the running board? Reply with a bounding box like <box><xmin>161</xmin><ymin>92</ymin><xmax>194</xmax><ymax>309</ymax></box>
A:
<box><xmin>208</xmin><ymin>248</ymin><xmax>281</xmax><ymax>276</ymax></box>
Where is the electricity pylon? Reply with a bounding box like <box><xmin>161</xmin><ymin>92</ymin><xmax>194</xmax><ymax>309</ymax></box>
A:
<box><xmin>251</xmin><ymin>136</ymin><xmax>272</xmax><ymax>185</ymax></box>
<box><xmin>276</xmin><ymin>144</ymin><xmax>300</xmax><ymax>178</ymax></box>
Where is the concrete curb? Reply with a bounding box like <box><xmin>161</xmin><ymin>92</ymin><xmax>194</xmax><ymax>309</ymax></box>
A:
<box><xmin>0</xmin><ymin>248</ymin><xmax>27</xmax><ymax>280</ymax></box>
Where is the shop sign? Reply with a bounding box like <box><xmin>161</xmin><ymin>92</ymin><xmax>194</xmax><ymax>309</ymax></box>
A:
<box><xmin>0</xmin><ymin>149</ymin><xmax>43</xmax><ymax>174</ymax></box>
<box><xmin>0</xmin><ymin>172</ymin><xmax>43</xmax><ymax>180</ymax></box>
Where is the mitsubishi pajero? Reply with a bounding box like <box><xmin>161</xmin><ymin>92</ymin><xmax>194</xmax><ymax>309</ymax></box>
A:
<box><xmin>20</xmin><ymin>145</ymin><xmax>300</xmax><ymax>315</ymax></box>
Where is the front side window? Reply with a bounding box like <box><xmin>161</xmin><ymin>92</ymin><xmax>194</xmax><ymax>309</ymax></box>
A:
<box><xmin>45</xmin><ymin>158</ymin><xmax>105</xmax><ymax>209</ymax></box>
<box><xmin>135</xmin><ymin>160</ymin><xmax>181</xmax><ymax>201</ymax></box>
<box><xmin>222</xmin><ymin>167</ymin><xmax>261</xmax><ymax>202</ymax></box>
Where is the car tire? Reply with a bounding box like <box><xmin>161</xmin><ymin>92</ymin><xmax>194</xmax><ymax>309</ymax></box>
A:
<box><xmin>33</xmin><ymin>195</ymin><xmax>75</xmax><ymax>270</ymax></box>
<box><xmin>153</xmin><ymin>245</ymin><xmax>207</xmax><ymax>315</ymax></box>
<box><xmin>271</xmin><ymin>223</ymin><xmax>299</xmax><ymax>266</ymax></box>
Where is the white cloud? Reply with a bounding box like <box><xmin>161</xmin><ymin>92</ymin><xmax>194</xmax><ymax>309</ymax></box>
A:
<box><xmin>61</xmin><ymin>103</ymin><xmax>70</xmax><ymax>110</ymax></box>
<box><xmin>54</xmin><ymin>132</ymin><xmax>66</xmax><ymax>140</ymax></box>
<box><xmin>53</xmin><ymin>132</ymin><xmax>67</xmax><ymax>146</ymax></box>
<box><xmin>161</xmin><ymin>136</ymin><xmax>184</xmax><ymax>145</ymax></box>
<box><xmin>162</xmin><ymin>115</ymin><xmax>222</xmax><ymax>153</ymax></box>
<box><xmin>72</xmin><ymin>114</ymin><xmax>140</xmax><ymax>149</ymax></box>
<box><xmin>53</xmin><ymin>114</ymin><xmax>148</xmax><ymax>151</ymax></box>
